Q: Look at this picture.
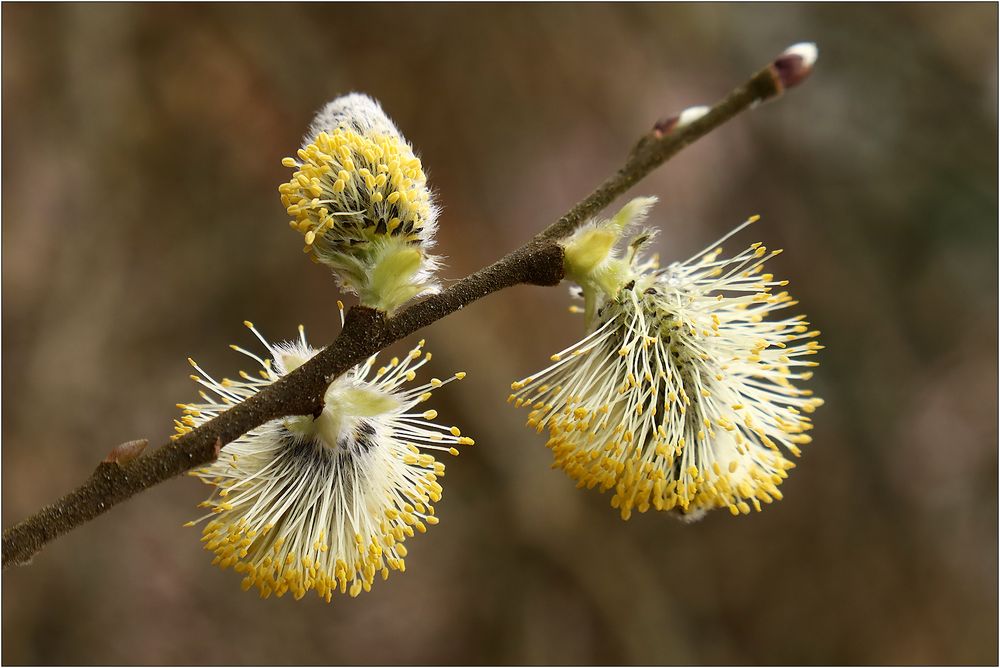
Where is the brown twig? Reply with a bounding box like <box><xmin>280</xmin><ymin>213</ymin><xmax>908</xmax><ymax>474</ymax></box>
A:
<box><xmin>2</xmin><ymin>44</ymin><xmax>815</xmax><ymax>569</ymax></box>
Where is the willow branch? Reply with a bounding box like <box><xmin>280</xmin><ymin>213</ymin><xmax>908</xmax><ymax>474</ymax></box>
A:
<box><xmin>3</xmin><ymin>44</ymin><xmax>816</xmax><ymax>568</ymax></box>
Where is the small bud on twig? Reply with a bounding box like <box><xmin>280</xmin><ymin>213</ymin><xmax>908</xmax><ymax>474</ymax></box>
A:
<box><xmin>676</xmin><ymin>105</ymin><xmax>710</xmax><ymax>128</ymax></box>
<box><xmin>103</xmin><ymin>439</ymin><xmax>148</xmax><ymax>465</ymax></box>
<box><xmin>653</xmin><ymin>105</ymin><xmax>711</xmax><ymax>139</ymax></box>
<box><xmin>772</xmin><ymin>42</ymin><xmax>818</xmax><ymax>91</ymax></box>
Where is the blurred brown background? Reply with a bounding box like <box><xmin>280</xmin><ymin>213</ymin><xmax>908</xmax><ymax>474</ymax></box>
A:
<box><xmin>3</xmin><ymin>3</ymin><xmax>997</xmax><ymax>665</ymax></box>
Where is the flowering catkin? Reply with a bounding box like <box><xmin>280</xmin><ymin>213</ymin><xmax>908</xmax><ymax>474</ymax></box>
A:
<box><xmin>510</xmin><ymin>199</ymin><xmax>823</xmax><ymax>520</ymax></box>
<box><xmin>177</xmin><ymin>311</ymin><xmax>472</xmax><ymax>600</ymax></box>
<box><xmin>279</xmin><ymin>94</ymin><xmax>440</xmax><ymax>313</ymax></box>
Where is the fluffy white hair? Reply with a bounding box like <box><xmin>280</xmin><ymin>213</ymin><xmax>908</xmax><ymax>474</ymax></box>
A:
<box><xmin>305</xmin><ymin>93</ymin><xmax>402</xmax><ymax>146</ymax></box>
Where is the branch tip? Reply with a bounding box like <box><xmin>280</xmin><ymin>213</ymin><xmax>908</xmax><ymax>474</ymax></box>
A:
<box><xmin>773</xmin><ymin>42</ymin><xmax>818</xmax><ymax>91</ymax></box>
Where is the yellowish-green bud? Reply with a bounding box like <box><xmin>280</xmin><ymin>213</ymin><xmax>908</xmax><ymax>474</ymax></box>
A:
<box><xmin>561</xmin><ymin>196</ymin><xmax>658</xmax><ymax>326</ymax></box>
<box><xmin>362</xmin><ymin>242</ymin><xmax>430</xmax><ymax>313</ymax></box>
